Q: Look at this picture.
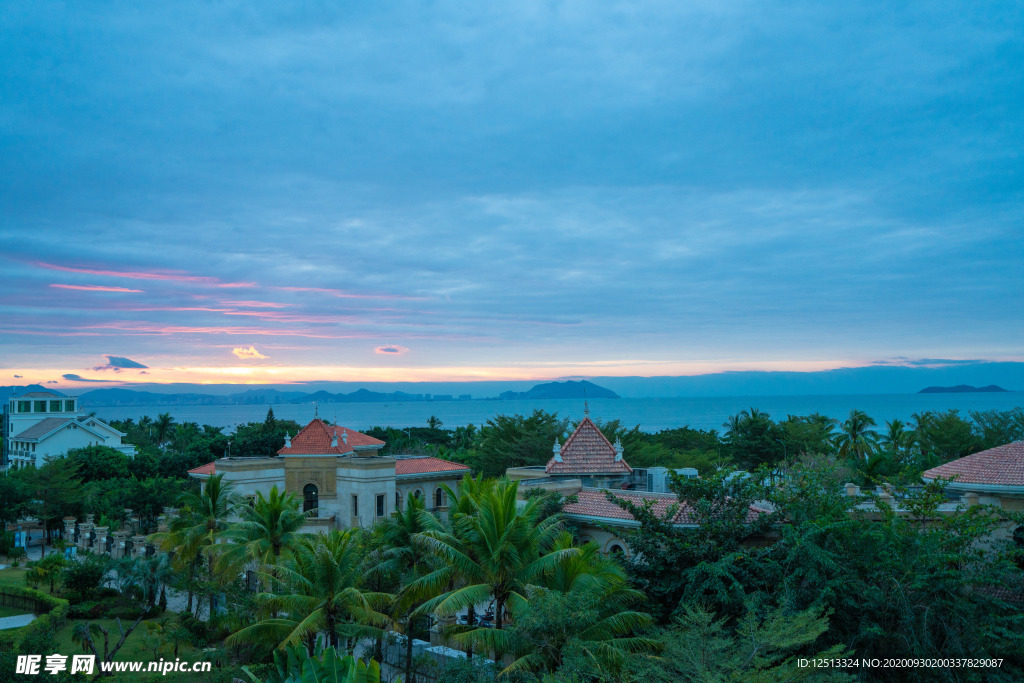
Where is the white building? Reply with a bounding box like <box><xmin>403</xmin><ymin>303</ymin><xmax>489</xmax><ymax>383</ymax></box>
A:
<box><xmin>4</xmin><ymin>390</ymin><xmax>136</xmax><ymax>470</ymax></box>
<box><xmin>188</xmin><ymin>417</ymin><xmax>471</xmax><ymax>533</ymax></box>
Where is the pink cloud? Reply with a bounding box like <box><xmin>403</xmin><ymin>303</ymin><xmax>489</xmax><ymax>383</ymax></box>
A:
<box><xmin>50</xmin><ymin>284</ymin><xmax>144</xmax><ymax>293</ymax></box>
<box><xmin>274</xmin><ymin>286</ymin><xmax>419</xmax><ymax>300</ymax></box>
<box><xmin>220</xmin><ymin>300</ymin><xmax>293</xmax><ymax>308</ymax></box>
<box><xmin>37</xmin><ymin>262</ymin><xmax>253</xmax><ymax>288</ymax></box>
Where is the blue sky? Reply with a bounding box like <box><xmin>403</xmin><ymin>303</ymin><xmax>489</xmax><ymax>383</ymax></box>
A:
<box><xmin>1</xmin><ymin>1</ymin><xmax>1022</xmax><ymax>386</ymax></box>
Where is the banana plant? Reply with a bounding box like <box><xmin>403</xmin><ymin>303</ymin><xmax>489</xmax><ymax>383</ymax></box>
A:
<box><xmin>244</xmin><ymin>643</ymin><xmax>396</xmax><ymax>683</ymax></box>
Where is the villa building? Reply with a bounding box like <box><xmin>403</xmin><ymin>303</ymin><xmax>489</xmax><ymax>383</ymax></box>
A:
<box><xmin>506</xmin><ymin>412</ymin><xmax>709</xmax><ymax>555</ymax></box>
<box><xmin>188</xmin><ymin>417</ymin><xmax>470</xmax><ymax>533</ymax></box>
<box><xmin>921</xmin><ymin>441</ymin><xmax>1024</xmax><ymax>544</ymax></box>
<box><xmin>3</xmin><ymin>390</ymin><xmax>136</xmax><ymax>470</ymax></box>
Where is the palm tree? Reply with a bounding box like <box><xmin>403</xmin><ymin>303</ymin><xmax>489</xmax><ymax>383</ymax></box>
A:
<box><xmin>504</xmin><ymin>555</ymin><xmax>659</xmax><ymax>676</ymax></box>
<box><xmin>834</xmin><ymin>409</ymin><xmax>879</xmax><ymax>462</ymax></box>
<box><xmin>371</xmin><ymin>493</ymin><xmax>440</xmax><ymax>682</ymax></box>
<box><xmin>415</xmin><ymin>479</ymin><xmax>571</xmax><ymax>658</ymax></box>
<box><xmin>427</xmin><ymin>415</ymin><xmax>443</xmax><ymax>430</ymax></box>
<box><xmin>154</xmin><ymin>413</ymin><xmax>176</xmax><ymax>450</ymax></box>
<box><xmin>879</xmin><ymin>419</ymin><xmax>911</xmax><ymax>463</ymax></box>
<box><xmin>150</xmin><ymin>473</ymin><xmax>240</xmax><ymax>617</ymax></box>
<box><xmin>217</xmin><ymin>486</ymin><xmax>305</xmax><ymax>580</ymax></box>
<box><xmin>227</xmin><ymin>529</ymin><xmax>390</xmax><ymax>653</ymax></box>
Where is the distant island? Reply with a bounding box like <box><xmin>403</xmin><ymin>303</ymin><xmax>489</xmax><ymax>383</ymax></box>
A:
<box><xmin>919</xmin><ymin>384</ymin><xmax>1009</xmax><ymax>394</ymax></box>
<box><xmin>495</xmin><ymin>380</ymin><xmax>620</xmax><ymax>400</ymax></box>
<box><xmin>0</xmin><ymin>379</ymin><xmax>620</xmax><ymax>407</ymax></box>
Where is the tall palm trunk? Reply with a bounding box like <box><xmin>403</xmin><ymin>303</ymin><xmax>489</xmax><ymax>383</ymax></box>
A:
<box><xmin>404</xmin><ymin>613</ymin><xmax>415</xmax><ymax>683</ymax></box>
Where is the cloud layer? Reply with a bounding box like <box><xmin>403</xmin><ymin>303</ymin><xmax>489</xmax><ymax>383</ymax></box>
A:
<box><xmin>1</xmin><ymin>2</ymin><xmax>1021</xmax><ymax>384</ymax></box>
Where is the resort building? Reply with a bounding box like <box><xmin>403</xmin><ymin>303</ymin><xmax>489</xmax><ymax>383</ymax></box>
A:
<box><xmin>188</xmin><ymin>417</ymin><xmax>470</xmax><ymax>533</ymax></box>
<box><xmin>921</xmin><ymin>441</ymin><xmax>1024</xmax><ymax>544</ymax></box>
<box><xmin>3</xmin><ymin>390</ymin><xmax>136</xmax><ymax>470</ymax></box>
<box><xmin>506</xmin><ymin>412</ymin><xmax>708</xmax><ymax>556</ymax></box>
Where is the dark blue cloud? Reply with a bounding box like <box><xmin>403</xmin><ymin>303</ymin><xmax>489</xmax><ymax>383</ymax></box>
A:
<box><xmin>93</xmin><ymin>355</ymin><xmax>149</xmax><ymax>372</ymax></box>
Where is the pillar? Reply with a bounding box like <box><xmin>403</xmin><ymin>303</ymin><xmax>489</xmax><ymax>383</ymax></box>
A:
<box><xmin>132</xmin><ymin>535</ymin><xmax>148</xmax><ymax>559</ymax></box>
<box><xmin>94</xmin><ymin>526</ymin><xmax>109</xmax><ymax>555</ymax></box>
<box><xmin>78</xmin><ymin>523</ymin><xmax>94</xmax><ymax>551</ymax></box>
<box><xmin>111</xmin><ymin>531</ymin><xmax>128</xmax><ymax>559</ymax></box>
<box><xmin>63</xmin><ymin>517</ymin><xmax>77</xmax><ymax>545</ymax></box>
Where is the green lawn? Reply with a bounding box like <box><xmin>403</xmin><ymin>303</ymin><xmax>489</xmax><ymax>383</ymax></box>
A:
<box><xmin>0</xmin><ymin>567</ymin><xmax>30</xmax><ymax>588</ymax></box>
<box><xmin>53</xmin><ymin>616</ymin><xmax>201</xmax><ymax>661</ymax></box>
<box><xmin>0</xmin><ymin>605</ymin><xmax>32</xmax><ymax>619</ymax></box>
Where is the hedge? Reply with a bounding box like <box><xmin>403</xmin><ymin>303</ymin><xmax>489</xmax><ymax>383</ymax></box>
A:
<box><xmin>0</xmin><ymin>586</ymin><xmax>69</xmax><ymax>651</ymax></box>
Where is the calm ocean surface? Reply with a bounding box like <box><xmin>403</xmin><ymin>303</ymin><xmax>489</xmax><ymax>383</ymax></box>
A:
<box><xmin>89</xmin><ymin>393</ymin><xmax>1024</xmax><ymax>434</ymax></box>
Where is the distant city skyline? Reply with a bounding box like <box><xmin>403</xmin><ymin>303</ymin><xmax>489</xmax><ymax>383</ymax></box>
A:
<box><xmin>2</xmin><ymin>2</ymin><xmax>1022</xmax><ymax>389</ymax></box>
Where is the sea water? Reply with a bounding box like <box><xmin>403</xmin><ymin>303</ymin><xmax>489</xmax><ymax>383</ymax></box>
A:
<box><xmin>87</xmin><ymin>393</ymin><xmax>1024</xmax><ymax>434</ymax></box>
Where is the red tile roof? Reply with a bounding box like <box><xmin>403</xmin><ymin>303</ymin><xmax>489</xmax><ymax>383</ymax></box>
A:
<box><xmin>186</xmin><ymin>456</ymin><xmax>467</xmax><ymax>478</ymax></box>
<box><xmin>546</xmin><ymin>417</ymin><xmax>632</xmax><ymax>475</ymax></box>
<box><xmin>395</xmin><ymin>457</ymin><xmax>471</xmax><ymax>476</ymax></box>
<box><xmin>922</xmin><ymin>441</ymin><xmax>1024</xmax><ymax>488</ymax></box>
<box><xmin>188</xmin><ymin>462</ymin><xmax>216</xmax><ymax>476</ymax></box>
<box><xmin>277</xmin><ymin>419</ymin><xmax>384</xmax><ymax>455</ymax></box>
<box><xmin>563</xmin><ymin>488</ymin><xmax>764</xmax><ymax>525</ymax></box>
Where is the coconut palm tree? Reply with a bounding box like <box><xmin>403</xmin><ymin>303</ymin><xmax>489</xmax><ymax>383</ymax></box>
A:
<box><xmin>150</xmin><ymin>473</ymin><xmax>240</xmax><ymax>617</ymax></box>
<box><xmin>154</xmin><ymin>412</ymin><xmax>176</xmax><ymax>450</ymax></box>
<box><xmin>370</xmin><ymin>493</ymin><xmax>441</xmax><ymax>682</ymax></box>
<box><xmin>414</xmin><ymin>479</ymin><xmax>571</xmax><ymax>658</ymax></box>
<box><xmin>834</xmin><ymin>409</ymin><xmax>879</xmax><ymax>462</ymax></box>
<box><xmin>217</xmin><ymin>486</ymin><xmax>305</xmax><ymax>580</ymax></box>
<box><xmin>226</xmin><ymin>529</ymin><xmax>390</xmax><ymax>653</ymax></box>
<box><xmin>879</xmin><ymin>419</ymin><xmax>912</xmax><ymax>463</ymax></box>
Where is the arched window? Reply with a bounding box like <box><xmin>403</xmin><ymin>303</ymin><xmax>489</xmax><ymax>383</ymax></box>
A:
<box><xmin>303</xmin><ymin>483</ymin><xmax>319</xmax><ymax>514</ymax></box>
<box><xmin>396</xmin><ymin>491</ymin><xmax>403</xmax><ymax>510</ymax></box>
<box><xmin>413</xmin><ymin>489</ymin><xmax>423</xmax><ymax>501</ymax></box>
<box><xmin>434</xmin><ymin>488</ymin><xmax>444</xmax><ymax>509</ymax></box>
<box><xmin>608</xmin><ymin>543</ymin><xmax>625</xmax><ymax>556</ymax></box>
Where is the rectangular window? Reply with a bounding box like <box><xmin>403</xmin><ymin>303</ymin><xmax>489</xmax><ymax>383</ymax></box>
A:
<box><xmin>65</xmin><ymin>400</ymin><xmax>75</xmax><ymax>412</ymax></box>
<box><xmin>49</xmin><ymin>400</ymin><xmax>61</xmax><ymax>412</ymax></box>
<box><xmin>376</xmin><ymin>494</ymin><xmax>385</xmax><ymax>517</ymax></box>
<box><xmin>34</xmin><ymin>401</ymin><xmax>46</xmax><ymax>412</ymax></box>
<box><xmin>18</xmin><ymin>401</ymin><xmax>30</xmax><ymax>413</ymax></box>
<box><xmin>352</xmin><ymin>494</ymin><xmax>359</xmax><ymax>517</ymax></box>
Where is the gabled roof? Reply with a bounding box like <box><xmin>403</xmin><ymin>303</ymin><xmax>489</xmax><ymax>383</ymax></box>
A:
<box><xmin>546</xmin><ymin>416</ymin><xmax>632</xmax><ymax>475</ymax></box>
<box><xmin>277</xmin><ymin>418</ymin><xmax>384</xmax><ymax>456</ymax></box>
<box><xmin>396</xmin><ymin>457</ymin><xmax>471</xmax><ymax>476</ymax></box>
<box><xmin>188</xmin><ymin>462</ymin><xmax>217</xmax><ymax>476</ymax></box>
<box><xmin>922</xmin><ymin>441</ymin><xmax>1024</xmax><ymax>488</ymax></box>
<box><xmin>563</xmin><ymin>488</ymin><xmax>764</xmax><ymax>525</ymax></box>
<box><xmin>12</xmin><ymin>418</ymin><xmax>73</xmax><ymax>440</ymax></box>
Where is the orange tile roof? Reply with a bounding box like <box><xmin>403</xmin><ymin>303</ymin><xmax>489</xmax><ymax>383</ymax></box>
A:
<box><xmin>563</xmin><ymin>488</ymin><xmax>764</xmax><ymax>525</ymax></box>
<box><xmin>188</xmin><ymin>462</ymin><xmax>216</xmax><ymax>476</ymax></box>
<box><xmin>277</xmin><ymin>418</ymin><xmax>384</xmax><ymax>455</ymax></box>
<box><xmin>922</xmin><ymin>441</ymin><xmax>1024</xmax><ymax>488</ymax></box>
<box><xmin>546</xmin><ymin>417</ymin><xmax>632</xmax><ymax>475</ymax></box>
<box><xmin>395</xmin><ymin>457</ymin><xmax>471</xmax><ymax>476</ymax></box>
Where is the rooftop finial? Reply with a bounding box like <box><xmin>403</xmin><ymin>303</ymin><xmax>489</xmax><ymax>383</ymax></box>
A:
<box><xmin>314</xmin><ymin>401</ymin><xmax>319</xmax><ymax>420</ymax></box>
<box><xmin>584</xmin><ymin>400</ymin><xmax>590</xmax><ymax>416</ymax></box>
<box><xmin>331</xmin><ymin>428</ymin><xmax>338</xmax><ymax>448</ymax></box>
<box><xmin>285</xmin><ymin>432</ymin><xmax>292</xmax><ymax>448</ymax></box>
